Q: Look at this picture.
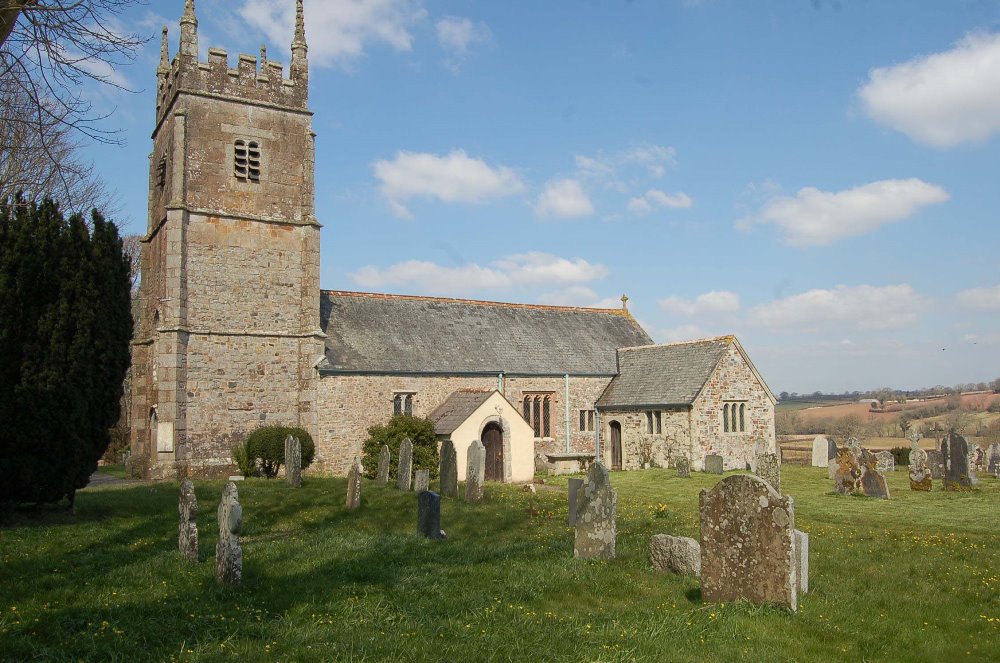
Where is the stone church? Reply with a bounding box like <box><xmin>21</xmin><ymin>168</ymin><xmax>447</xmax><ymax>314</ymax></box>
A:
<box><xmin>130</xmin><ymin>1</ymin><xmax>776</xmax><ymax>480</ymax></box>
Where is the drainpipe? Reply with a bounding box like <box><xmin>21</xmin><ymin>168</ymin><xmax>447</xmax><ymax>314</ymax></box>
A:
<box><xmin>595</xmin><ymin>409</ymin><xmax>602</xmax><ymax>463</ymax></box>
<box><xmin>564</xmin><ymin>374</ymin><xmax>571</xmax><ymax>453</ymax></box>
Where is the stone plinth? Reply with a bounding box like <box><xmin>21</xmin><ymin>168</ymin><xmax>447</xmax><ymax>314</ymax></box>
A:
<box><xmin>650</xmin><ymin>534</ymin><xmax>700</xmax><ymax>576</ymax></box>
<box><xmin>545</xmin><ymin>452</ymin><xmax>596</xmax><ymax>476</ymax></box>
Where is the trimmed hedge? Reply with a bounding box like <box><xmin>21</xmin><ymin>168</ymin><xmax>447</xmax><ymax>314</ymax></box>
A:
<box><xmin>245</xmin><ymin>426</ymin><xmax>315</xmax><ymax>478</ymax></box>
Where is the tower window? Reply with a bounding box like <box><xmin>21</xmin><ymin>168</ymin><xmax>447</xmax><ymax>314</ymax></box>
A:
<box><xmin>234</xmin><ymin>139</ymin><xmax>261</xmax><ymax>182</ymax></box>
<box><xmin>156</xmin><ymin>153</ymin><xmax>167</xmax><ymax>189</ymax></box>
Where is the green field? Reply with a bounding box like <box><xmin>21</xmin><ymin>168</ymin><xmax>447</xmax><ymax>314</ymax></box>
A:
<box><xmin>1</xmin><ymin>467</ymin><xmax>998</xmax><ymax>662</ymax></box>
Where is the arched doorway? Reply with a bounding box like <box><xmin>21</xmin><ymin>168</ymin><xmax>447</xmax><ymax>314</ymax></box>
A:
<box><xmin>482</xmin><ymin>422</ymin><xmax>504</xmax><ymax>482</ymax></box>
<box><xmin>609</xmin><ymin>421</ymin><xmax>622</xmax><ymax>470</ymax></box>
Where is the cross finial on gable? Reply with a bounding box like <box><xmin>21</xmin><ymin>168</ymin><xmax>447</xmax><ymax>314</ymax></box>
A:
<box><xmin>620</xmin><ymin>293</ymin><xmax>629</xmax><ymax>310</ymax></box>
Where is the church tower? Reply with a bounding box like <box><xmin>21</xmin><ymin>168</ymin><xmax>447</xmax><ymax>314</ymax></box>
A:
<box><xmin>131</xmin><ymin>0</ymin><xmax>324</xmax><ymax>478</ymax></box>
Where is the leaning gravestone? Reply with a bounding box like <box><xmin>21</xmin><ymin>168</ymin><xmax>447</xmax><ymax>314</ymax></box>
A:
<box><xmin>988</xmin><ymin>442</ymin><xmax>1000</xmax><ymax>477</ymax></box>
<box><xmin>178</xmin><ymin>480</ymin><xmax>198</xmax><ymax>562</ymax></box>
<box><xmin>650</xmin><ymin>534</ymin><xmax>700</xmax><ymax>576</ymax></box>
<box><xmin>833</xmin><ymin>449</ymin><xmax>863</xmax><ymax>495</ymax></box>
<box><xmin>567</xmin><ymin>477</ymin><xmax>584</xmax><ymax>526</ymax></box>
<box><xmin>811</xmin><ymin>436</ymin><xmax>837</xmax><ymax>468</ymax></box>
<box><xmin>376</xmin><ymin>444</ymin><xmax>391</xmax><ymax>485</ymax></box>
<box><xmin>926</xmin><ymin>450</ymin><xmax>945</xmax><ymax>480</ymax></box>
<box><xmin>414</xmin><ymin>469</ymin><xmax>430</xmax><ymax>493</ymax></box>
<box><xmin>794</xmin><ymin>529</ymin><xmax>809</xmax><ymax>595</ymax></box>
<box><xmin>417</xmin><ymin>490</ymin><xmax>444</xmax><ymax>539</ymax></box>
<box><xmin>284</xmin><ymin>434</ymin><xmax>302</xmax><ymax>487</ymax></box>
<box><xmin>859</xmin><ymin>452</ymin><xmax>890</xmax><ymax>499</ymax></box>
<box><xmin>909</xmin><ymin>446</ymin><xmax>932</xmax><ymax>491</ymax></box>
<box><xmin>704</xmin><ymin>454</ymin><xmax>724</xmax><ymax>475</ymax></box>
<box><xmin>942</xmin><ymin>432</ymin><xmax>974</xmax><ymax>490</ymax></box>
<box><xmin>346</xmin><ymin>456</ymin><xmax>362</xmax><ymax>510</ymax></box>
<box><xmin>397</xmin><ymin>438</ymin><xmax>413</xmax><ymax>491</ymax></box>
<box><xmin>755</xmin><ymin>453</ymin><xmax>781</xmax><ymax>493</ymax></box>
<box><xmin>700</xmin><ymin>474</ymin><xmax>797</xmax><ymax>611</ymax></box>
<box><xmin>875</xmin><ymin>450</ymin><xmax>895</xmax><ymax>474</ymax></box>
<box><xmin>574</xmin><ymin>462</ymin><xmax>617</xmax><ymax>560</ymax></box>
<box><xmin>675</xmin><ymin>456</ymin><xmax>691</xmax><ymax>478</ymax></box>
<box><xmin>466</xmin><ymin>440</ymin><xmax>485</xmax><ymax>502</ymax></box>
<box><xmin>216</xmin><ymin>482</ymin><xmax>243</xmax><ymax>585</ymax></box>
<box><xmin>439</xmin><ymin>440</ymin><xmax>458</xmax><ymax>498</ymax></box>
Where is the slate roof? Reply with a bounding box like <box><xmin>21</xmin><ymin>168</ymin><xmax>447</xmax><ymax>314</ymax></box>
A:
<box><xmin>427</xmin><ymin>389</ymin><xmax>494</xmax><ymax>435</ymax></box>
<box><xmin>319</xmin><ymin>291</ymin><xmax>653</xmax><ymax>375</ymax></box>
<box><xmin>595</xmin><ymin>336</ymin><xmax>734</xmax><ymax>408</ymax></box>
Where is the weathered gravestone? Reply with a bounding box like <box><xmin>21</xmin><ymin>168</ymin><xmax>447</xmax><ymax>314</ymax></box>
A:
<box><xmin>178</xmin><ymin>480</ymin><xmax>198</xmax><ymax>562</ymax></box>
<box><xmin>439</xmin><ymin>439</ymin><xmax>458</xmax><ymax>498</ymax></box>
<box><xmin>969</xmin><ymin>444</ymin><xmax>984</xmax><ymax>473</ymax></box>
<box><xmin>417</xmin><ymin>490</ymin><xmax>444</xmax><ymax>539</ymax></box>
<box><xmin>397</xmin><ymin>438</ymin><xmax>413</xmax><ymax>491</ymax></box>
<box><xmin>567</xmin><ymin>477</ymin><xmax>584</xmax><ymax>526</ymax></box>
<box><xmin>650</xmin><ymin>534</ymin><xmax>700</xmax><ymax>576</ymax></box>
<box><xmin>466</xmin><ymin>440</ymin><xmax>485</xmax><ymax>502</ymax></box>
<box><xmin>704</xmin><ymin>454</ymin><xmax>724</xmax><ymax>475</ymax></box>
<box><xmin>988</xmin><ymin>442</ymin><xmax>1000</xmax><ymax>477</ymax></box>
<box><xmin>574</xmin><ymin>462</ymin><xmax>617</xmax><ymax>560</ymax></box>
<box><xmin>942</xmin><ymin>432</ymin><xmax>975</xmax><ymax>490</ymax></box>
<box><xmin>284</xmin><ymin>434</ymin><xmax>302</xmax><ymax>487</ymax></box>
<box><xmin>859</xmin><ymin>451</ymin><xmax>890</xmax><ymax>499</ymax></box>
<box><xmin>926</xmin><ymin>450</ymin><xmax>945</xmax><ymax>480</ymax></box>
<box><xmin>376</xmin><ymin>444</ymin><xmax>390</xmax><ymax>485</ymax></box>
<box><xmin>794</xmin><ymin>529</ymin><xmax>809</xmax><ymax>594</ymax></box>
<box><xmin>700</xmin><ymin>474</ymin><xmax>797</xmax><ymax>611</ymax></box>
<box><xmin>675</xmin><ymin>455</ymin><xmax>691</xmax><ymax>478</ymax></box>
<box><xmin>833</xmin><ymin>448</ymin><xmax>863</xmax><ymax>495</ymax></box>
<box><xmin>414</xmin><ymin>469</ymin><xmax>430</xmax><ymax>493</ymax></box>
<box><xmin>755</xmin><ymin>453</ymin><xmax>781</xmax><ymax>493</ymax></box>
<box><xmin>845</xmin><ymin>437</ymin><xmax>863</xmax><ymax>460</ymax></box>
<box><xmin>811</xmin><ymin>436</ymin><xmax>837</xmax><ymax>468</ymax></box>
<box><xmin>216</xmin><ymin>482</ymin><xmax>243</xmax><ymax>585</ymax></box>
<box><xmin>909</xmin><ymin>446</ymin><xmax>933</xmax><ymax>491</ymax></box>
<box><xmin>875</xmin><ymin>450</ymin><xmax>895</xmax><ymax>474</ymax></box>
<box><xmin>346</xmin><ymin>456</ymin><xmax>362</xmax><ymax>510</ymax></box>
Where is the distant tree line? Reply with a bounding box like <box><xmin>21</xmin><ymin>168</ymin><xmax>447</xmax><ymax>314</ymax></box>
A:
<box><xmin>778</xmin><ymin>379</ymin><xmax>1000</xmax><ymax>404</ymax></box>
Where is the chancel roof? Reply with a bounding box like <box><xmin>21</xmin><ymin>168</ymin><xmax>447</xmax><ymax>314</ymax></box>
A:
<box><xmin>319</xmin><ymin>291</ymin><xmax>653</xmax><ymax>375</ymax></box>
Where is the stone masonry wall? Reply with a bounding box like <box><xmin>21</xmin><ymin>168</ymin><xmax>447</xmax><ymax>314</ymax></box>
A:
<box><xmin>599</xmin><ymin>408</ymin><xmax>690</xmax><ymax>470</ymax></box>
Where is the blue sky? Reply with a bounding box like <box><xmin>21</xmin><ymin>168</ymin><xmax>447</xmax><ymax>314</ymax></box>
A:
<box><xmin>83</xmin><ymin>0</ymin><xmax>1000</xmax><ymax>394</ymax></box>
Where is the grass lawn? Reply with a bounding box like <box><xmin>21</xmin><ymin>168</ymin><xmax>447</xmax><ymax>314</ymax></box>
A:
<box><xmin>1</xmin><ymin>467</ymin><xmax>998</xmax><ymax>662</ymax></box>
<box><xmin>97</xmin><ymin>464</ymin><xmax>127</xmax><ymax>479</ymax></box>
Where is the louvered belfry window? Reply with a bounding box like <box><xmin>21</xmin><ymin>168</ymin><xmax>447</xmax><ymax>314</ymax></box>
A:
<box><xmin>234</xmin><ymin>139</ymin><xmax>261</xmax><ymax>182</ymax></box>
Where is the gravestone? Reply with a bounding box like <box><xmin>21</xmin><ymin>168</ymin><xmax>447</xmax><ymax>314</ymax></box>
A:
<box><xmin>755</xmin><ymin>453</ymin><xmax>781</xmax><ymax>493</ymax></box>
<box><xmin>567</xmin><ymin>477</ymin><xmax>584</xmax><ymax>526</ymax></box>
<box><xmin>417</xmin><ymin>490</ymin><xmax>444</xmax><ymax>539</ymax></box>
<box><xmin>376</xmin><ymin>444</ymin><xmax>391</xmax><ymax>485</ymax></box>
<box><xmin>988</xmin><ymin>442</ymin><xmax>1000</xmax><ymax>477</ymax></box>
<box><xmin>178</xmin><ymin>480</ymin><xmax>198</xmax><ymax>562</ymax></box>
<box><xmin>650</xmin><ymin>534</ymin><xmax>700</xmax><ymax>576</ymax></box>
<box><xmin>215</xmin><ymin>482</ymin><xmax>243</xmax><ymax>585</ymax></box>
<box><xmin>700</xmin><ymin>474</ymin><xmax>797</xmax><ymax>611</ymax></box>
<box><xmin>675</xmin><ymin>456</ymin><xmax>691</xmax><ymax>478</ymax></box>
<box><xmin>414</xmin><ymin>469</ymin><xmax>430</xmax><ymax>493</ymax></box>
<box><xmin>909</xmin><ymin>446</ymin><xmax>932</xmax><ymax>491</ymax></box>
<box><xmin>875</xmin><ymin>450</ymin><xmax>895</xmax><ymax>474</ymax></box>
<box><xmin>346</xmin><ymin>456</ymin><xmax>362</xmax><ymax>510</ymax></box>
<box><xmin>284</xmin><ymin>434</ymin><xmax>302</xmax><ymax>487</ymax></box>
<box><xmin>845</xmin><ymin>437</ymin><xmax>863</xmax><ymax>460</ymax></box>
<box><xmin>833</xmin><ymin>448</ymin><xmax>862</xmax><ymax>495</ymax></box>
<box><xmin>942</xmin><ymin>432</ymin><xmax>974</xmax><ymax>490</ymax></box>
<box><xmin>397</xmin><ymin>438</ymin><xmax>413</xmax><ymax>491</ymax></box>
<box><xmin>859</xmin><ymin>452</ymin><xmax>890</xmax><ymax>499</ymax></box>
<box><xmin>926</xmin><ymin>450</ymin><xmax>945</xmax><ymax>480</ymax></box>
<box><xmin>439</xmin><ymin>439</ymin><xmax>458</xmax><ymax>498</ymax></box>
<box><xmin>704</xmin><ymin>454</ymin><xmax>724</xmax><ymax>475</ymax></box>
<box><xmin>574</xmin><ymin>462</ymin><xmax>617</xmax><ymax>560</ymax></box>
<box><xmin>969</xmin><ymin>444</ymin><xmax>984</xmax><ymax>473</ymax></box>
<box><xmin>466</xmin><ymin>440</ymin><xmax>485</xmax><ymax>502</ymax></box>
<box><xmin>794</xmin><ymin>529</ymin><xmax>809</xmax><ymax>594</ymax></box>
<box><xmin>811</xmin><ymin>436</ymin><xmax>836</xmax><ymax>468</ymax></box>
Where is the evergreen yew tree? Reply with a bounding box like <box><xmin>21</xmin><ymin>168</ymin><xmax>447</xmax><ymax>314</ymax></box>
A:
<box><xmin>362</xmin><ymin>414</ymin><xmax>439</xmax><ymax>481</ymax></box>
<box><xmin>0</xmin><ymin>197</ymin><xmax>132</xmax><ymax>506</ymax></box>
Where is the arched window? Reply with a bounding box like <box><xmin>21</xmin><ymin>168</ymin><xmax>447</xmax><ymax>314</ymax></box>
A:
<box><xmin>723</xmin><ymin>403</ymin><xmax>730</xmax><ymax>432</ymax></box>
<box><xmin>739</xmin><ymin>404</ymin><xmax>745</xmax><ymax>432</ymax></box>
<box><xmin>532</xmin><ymin>397</ymin><xmax>541</xmax><ymax>437</ymax></box>
<box><xmin>523</xmin><ymin>392</ymin><xmax>554</xmax><ymax>438</ymax></box>
<box><xmin>523</xmin><ymin>397</ymin><xmax>530</xmax><ymax>422</ymax></box>
<box><xmin>730</xmin><ymin>403</ymin><xmax>738</xmax><ymax>432</ymax></box>
<box><xmin>542</xmin><ymin>396</ymin><xmax>550</xmax><ymax>437</ymax></box>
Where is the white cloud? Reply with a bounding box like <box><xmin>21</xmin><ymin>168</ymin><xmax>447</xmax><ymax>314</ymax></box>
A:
<box><xmin>859</xmin><ymin>32</ymin><xmax>1000</xmax><ymax>147</ymax></box>
<box><xmin>574</xmin><ymin>144</ymin><xmax>677</xmax><ymax>188</ymax></box>
<box><xmin>349</xmin><ymin>252</ymin><xmax>607</xmax><ymax>295</ymax></box>
<box><xmin>373</xmin><ymin>149</ymin><xmax>525</xmax><ymax>218</ymax></box>
<box><xmin>534</xmin><ymin>179</ymin><xmax>594</xmax><ymax>219</ymax></box>
<box><xmin>747</xmin><ymin>179</ymin><xmax>948</xmax><ymax>246</ymax></box>
<box><xmin>238</xmin><ymin>0</ymin><xmax>426</xmax><ymax>68</ymax></box>
<box><xmin>627</xmin><ymin>188</ymin><xmax>693</xmax><ymax>215</ymax></box>
<box><xmin>956</xmin><ymin>284</ymin><xmax>1000</xmax><ymax>310</ymax></box>
<box><xmin>748</xmin><ymin>284</ymin><xmax>930</xmax><ymax>330</ymax></box>
<box><xmin>436</xmin><ymin>15</ymin><xmax>490</xmax><ymax>54</ymax></box>
<box><xmin>660</xmin><ymin>290</ymin><xmax>740</xmax><ymax>317</ymax></box>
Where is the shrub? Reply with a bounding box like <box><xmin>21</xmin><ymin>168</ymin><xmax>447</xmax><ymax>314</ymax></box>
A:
<box><xmin>231</xmin><ymin>440</ymin><xmax>256</xmax><ymax>478</ymax></box>
<box><xmin>362</xmin><ymin>414</ymin><xmax>439</xmax><ymax>481</ymax></box>
<box><xmin>245</xmin><ymin>426</ymin><xmax>315</xmax><ymax>479</ymax></box>
<box><xmin>889</xmin><ymin>446</ymin><xmax>910</xmax><ymax>466</ymax></box>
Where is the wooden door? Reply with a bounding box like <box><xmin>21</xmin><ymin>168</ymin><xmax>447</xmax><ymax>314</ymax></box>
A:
<box><xmin>610</xmin><ymin>421</ymin><xmax>622</xmax><ymax>470</ymax></box>
<box><xmin>483</xmin><ymin>423</ymin><xmax>504</xmax><ymax>481</ymax></box>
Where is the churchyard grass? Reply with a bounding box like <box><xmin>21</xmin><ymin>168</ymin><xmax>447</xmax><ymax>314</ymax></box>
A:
<box><xmin>1</xmin><ymin>466</ymin><xmax>997</xmax><ymax>662</ymax></box>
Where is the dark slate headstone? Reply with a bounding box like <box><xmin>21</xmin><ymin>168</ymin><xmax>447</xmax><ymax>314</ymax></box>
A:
<box><xmin>942</xmin><ymin>432</ymin><xmax>974</xmax><ymax>490</ymax></box>
<box><xmin>178</xmin><ymin>480</ymin><xmax>198</xmax><ymax>562</ymax></box>
<box><xmin>700</xmin><ymin>474</ymin><xmax>797</xmax><ymax>611</ymax></box>
<box><xmin>397</xmin><ymin>438</ymin><xmax>413</xmax><ymax>491</ymax></box>
<box><xmin>567</xmin><ymin>477</ymin><xmax>584</xmax><ymax>526</ymax></box>
<box><xmin>926</xmin><ymin>450</ymin><xmax>945</xmax><ymax>480</ymax></box>
<box><xmin>704</xmin><ymin>454</ymin><xmax>724</xmax><ymax>475</ymax></box>
<box><xmin>417</xmin><ymin>490</ymin><xmax>444</xmax><ymax>539</ymax></box>
<box><xmin>439</xmin><ymin>439</ymin><xmax>458</xmax><ymax>498</ymax></box>
<box><xmin>376</xmin><ymin>444</ymin><xmax>390</xmax><ymax>486</ymax></box>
